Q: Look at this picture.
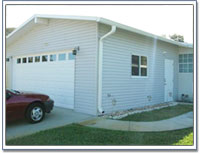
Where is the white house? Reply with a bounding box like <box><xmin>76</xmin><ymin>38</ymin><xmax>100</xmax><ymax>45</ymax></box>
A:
<box><xmin>6</xmin><ymin>14</ymin><xmax>193</xmax><ymax>115</ymax></box>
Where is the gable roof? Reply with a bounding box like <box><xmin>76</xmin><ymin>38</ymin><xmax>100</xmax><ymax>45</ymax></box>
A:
<box><xmin>6</xmin><ymin>14</ymin><xmax>193</xmax><ymax>48</ymax></box>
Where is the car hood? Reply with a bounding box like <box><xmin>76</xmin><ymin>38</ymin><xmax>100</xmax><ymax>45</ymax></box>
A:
<box><xmin>19</xmin><ymin>91</ymin><xmax>49</xmax><ymax>100</ymax></box>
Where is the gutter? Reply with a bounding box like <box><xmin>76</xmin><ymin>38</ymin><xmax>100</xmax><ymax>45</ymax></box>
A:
<box><xmin>97</xmin><ymin>25</ymin><xmax>116</xmax><ymax>114</ymax></box>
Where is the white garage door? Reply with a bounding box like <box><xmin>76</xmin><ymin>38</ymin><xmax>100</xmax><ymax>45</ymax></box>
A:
<box><xmin>12</xmin><ymin>51</ymin><xmax>75</xmax><ymax>109</ymax></box>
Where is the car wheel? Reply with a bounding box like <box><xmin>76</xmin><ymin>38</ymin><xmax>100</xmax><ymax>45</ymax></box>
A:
<box><xmin>26</xmin><ymin>103</ymin><xmax>45</xmax><ymax>123</ymax></box>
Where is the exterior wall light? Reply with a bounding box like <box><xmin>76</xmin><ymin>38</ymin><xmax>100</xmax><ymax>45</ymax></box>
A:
<box><xmin>72</xmin><ymin>46</ymin><xmax>80</xmax><ymax>55</ymax></box>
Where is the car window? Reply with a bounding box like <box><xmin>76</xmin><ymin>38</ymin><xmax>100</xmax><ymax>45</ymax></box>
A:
<box><xmin>7</xmin><ymin>89</ymin><xmax>20</xmax><ymax>94</ymax></box>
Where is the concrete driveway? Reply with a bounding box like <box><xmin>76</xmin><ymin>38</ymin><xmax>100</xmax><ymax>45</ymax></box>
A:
<box><xmin>6</xmin><ymin>107</ymin><xmax>93</xmax><ymax>140</ymax></box>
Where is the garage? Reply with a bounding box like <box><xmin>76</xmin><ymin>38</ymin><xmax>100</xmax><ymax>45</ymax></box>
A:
<box><xmin>12</xmin><ymin>50</ymin><xmax>75</xmax><ymax>109</ymax></box>
<box><xmin>6</xmin><ymin>14</ymin><xmax>193</xmax><ymax>116</ymax></box>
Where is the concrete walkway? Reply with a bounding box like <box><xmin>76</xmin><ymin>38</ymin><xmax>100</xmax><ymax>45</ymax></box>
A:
<box><xmin>6</xmin><ymin>107</ymin><xmax>93</xmax><ymax>140</ymax></box>
<box><xmin>80</xmin><ymin>112</ymin><xmax>193</xmax><ymax>132</ymax></box>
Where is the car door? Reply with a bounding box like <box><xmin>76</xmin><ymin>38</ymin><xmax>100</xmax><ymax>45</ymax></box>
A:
<box><xmin>6</xmin><ymin>91</ymin><xmax>25</xmax><ymax>122</ymax></box>
<box><xmin>6</xmin><ymin>91</ymin><xmax>15</xmax><ymax>121</ymax></box>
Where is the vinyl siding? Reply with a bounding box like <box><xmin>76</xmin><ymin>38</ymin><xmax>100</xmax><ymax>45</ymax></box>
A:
<box><xmin>99</xmin><ymin>23</ymin><xmax>179</xmax><ymax>114</ymax></box>
<box><xmin>6</xmin><ymin>19</ymin><xmax>98</xmax><ymax>115</ymax></box>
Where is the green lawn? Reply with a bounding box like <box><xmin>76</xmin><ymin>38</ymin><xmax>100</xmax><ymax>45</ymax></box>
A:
<box><xmin>7</xmin><ymin>124</ymin><xmax>193</xmax><ymax>145</ymax></box>
<box><xmin>120</xmin><ymin>104</ymin><xmax>193</xmax><ymax>122</ymax></box>
<box><xmin>173</xmin><ymin>132</ymin><xmax>193</xmax><ymax>145</ymax></box>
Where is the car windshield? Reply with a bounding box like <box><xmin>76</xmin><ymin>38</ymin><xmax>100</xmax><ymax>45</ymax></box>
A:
<box><xmin>7</xmin><ymin>89</ymin><xmax>20</xmax><ymax>94</ymax></box>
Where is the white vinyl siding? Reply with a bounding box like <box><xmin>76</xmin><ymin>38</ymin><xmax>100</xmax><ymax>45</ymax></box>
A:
<box><xmin>6</xmin><ymin>19</ymin><xmax>98</xmax><ymax>115</ymax></box>
<box><xmin>99</xmin><ymin>23</ymin><xmax>179</xmax><ymax>114</ymax></box>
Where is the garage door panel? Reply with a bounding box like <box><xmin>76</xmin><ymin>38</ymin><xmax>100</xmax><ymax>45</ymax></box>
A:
<box><xmin>13</xmin><ymin>52</ymin><xmax>75</xmax><ymax>109</ymax></box>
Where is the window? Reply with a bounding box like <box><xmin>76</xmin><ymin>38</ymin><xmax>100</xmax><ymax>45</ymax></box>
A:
<box><xmin>6</xmin><ymin>58</ymin><xmax>10</xmax><ymax>62</ymax></box>
<box><xmin>42</xmin><ymin>55</ymin><xmax>48</xmax><ymax>62</ymax></box>
<box><xmin>50</xmin><ymin>54</ymin><xmax>56</xmax><ymax>62</ymax></box>
<box><xmin>58</xmin><ymin>53</ymin><xmax>66</xmax><ymax>61</ymax></box>
<box><xmin>68</xmin><ymin>53</ymin><xmax>75</xmax><ymax>60</ymax></box>
<box><xmin>22</xmin><ymin>57</ymin><xmax>27</xmax><ymax>63</ymax></box>
<box><xmin>179</xmin><ymin>54</ymin><xmax>193</xmax><ymax>73</ymax></box>
<box><xmin>28</xmin><ymin>57</ymin><xmax>33</xmax><ymax>63</ymax></box>
<box><xmin>141</xmin><ymin>56</ymin><xmax>147</xmax><ymax>76</ymax></box>
<box><xmin>132</xmin><ymin>55</ymin><xmax>148</xmax><ymax>77</ymax></box>
<box><xmin>132</xmin><ymin>55</ymin><xmax>139</xmax><ymax>76</ymax></box>
<box><xmin>35</xmin><ymin>56</ymin><xmax>40</xmax><ymax>62</ymax></box>
<box><xmin>17</xmin><ymin>58</ymin><xmax>21</xmax><ymax>64</ymax></box>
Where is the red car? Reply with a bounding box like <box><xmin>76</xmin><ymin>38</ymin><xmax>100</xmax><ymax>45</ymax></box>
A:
<box><xmin>6</xmin><ymin>89</ymin><xmax>54</xmax><ymax>123</ymax></box>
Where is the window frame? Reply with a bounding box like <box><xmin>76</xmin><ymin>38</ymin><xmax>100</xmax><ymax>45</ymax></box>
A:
<box><xmin>131</xmin><ymin>53</ymin><xmax>148</xmax><ymax>78</ymax></box>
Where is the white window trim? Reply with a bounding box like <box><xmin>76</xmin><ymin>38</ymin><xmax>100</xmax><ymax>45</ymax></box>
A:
<box><xmin>131</xmin><ymin>53</ymin><xmax>149</xmax><ymax>78</ymax></box>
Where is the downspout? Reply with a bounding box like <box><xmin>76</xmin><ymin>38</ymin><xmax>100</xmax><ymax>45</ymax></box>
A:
<box><xmin>98</xmin><ymin>25</ymin><xmax>116</xmax><ymax>114</ymax></box>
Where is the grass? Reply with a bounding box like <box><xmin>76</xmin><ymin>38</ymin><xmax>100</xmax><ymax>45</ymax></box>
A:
<box><xmin>120</xmin><ymin>104</ymin><xmax>193</xmax><ymax>122</ymax></box>
<box><xmin>6</xmin><ymin>124</ymin><xmax>193</xmax><ymax>145</ymax></box>
<box><xmin>173</xmin><ymin>132</ymin><xmax>193</xmax><ymax>145</ymax></box>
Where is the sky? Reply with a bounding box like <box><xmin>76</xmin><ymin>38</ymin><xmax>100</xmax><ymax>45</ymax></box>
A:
<box><xmin>6</xmin><ymin>5</ymin><xmax>193</xmax><ymax>43</ymax></box>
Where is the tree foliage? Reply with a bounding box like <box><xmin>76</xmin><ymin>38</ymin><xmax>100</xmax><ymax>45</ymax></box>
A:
<box><xmin>169</xmin><ymin>34</ymin><xmax>184</xmax><ymax>42</ymax></box>
<box><xmin>6</xmin><ymin>28</ymin><xmax>15</xmax><ymax>36</ymax></box>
